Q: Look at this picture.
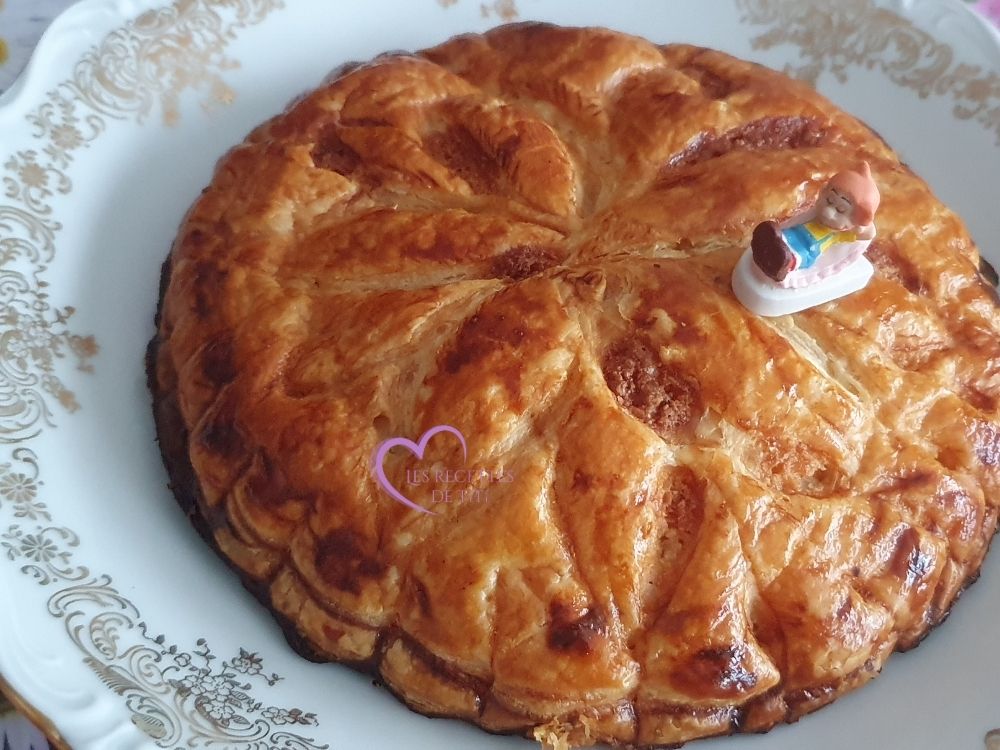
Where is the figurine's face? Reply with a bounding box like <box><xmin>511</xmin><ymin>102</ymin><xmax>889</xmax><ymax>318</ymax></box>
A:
<box><xmin>817</xmin><ymin>185</ymin><xmax>857</xmax><ymax>230</ymax></box>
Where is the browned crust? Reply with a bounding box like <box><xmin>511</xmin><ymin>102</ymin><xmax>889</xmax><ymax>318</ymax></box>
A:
<box><xmin>147</xmin><ymin>22</ymin><xmax>1000</xmax><ymax>749</ymax></box>
<box><xmin>142</xmin><ymin>336</ymin><xmax>999</xmax><ymax>744</ymax></box>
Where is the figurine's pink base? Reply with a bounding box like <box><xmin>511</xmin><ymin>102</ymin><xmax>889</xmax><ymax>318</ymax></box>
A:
<box><xmin>732</xmin><ymin>248</ymin><xmax>873</xmax><ymax>317</ymax></box>
<box><xmin>778</xmin><ymin>238</ymin><xmax>872</xmax><ymax>289</ymax></box>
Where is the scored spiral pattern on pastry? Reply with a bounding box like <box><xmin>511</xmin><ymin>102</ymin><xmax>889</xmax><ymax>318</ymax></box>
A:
<box><xmin>149</xmin><ymin>23</ymin><xmax>1000</xmax><ymax>748</ymax></box>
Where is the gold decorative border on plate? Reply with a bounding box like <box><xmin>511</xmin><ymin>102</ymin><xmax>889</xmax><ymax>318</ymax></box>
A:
<box><xmin>436</xmin><ymin>0</ymin><xmax>521</xmax><ymax>19</ymax></box>
<box><xmin>737</xmin><ymin>0</ymin><xmax>1000</xmax><ymax>143</ymax></box>
<box><xmin>480</xmin><ymin>0</ymin><xmax>520</xmax><ymax>21</ymax></box>
<box><xmin>0</xmin><ymin>1</ymin><xmax>331</xmax><ymax>747</ymax></box>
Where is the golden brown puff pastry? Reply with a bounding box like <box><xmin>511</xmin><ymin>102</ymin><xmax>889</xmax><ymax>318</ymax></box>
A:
<box><xmin>147</xmin><ymin>22</ymin><xmax>1000</xmax><ymax>749</ymax></box>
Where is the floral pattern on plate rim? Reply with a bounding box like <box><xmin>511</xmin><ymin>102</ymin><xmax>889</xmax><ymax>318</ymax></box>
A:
<box><xmin>737</xmin><ymin>0</ymin><xmax>1000</xmax><ymax>144</ymax></box>
<box><xmin>0</xmin><ymin>0</ymin><xmax>329</xmax><ymax>747</ymax></box>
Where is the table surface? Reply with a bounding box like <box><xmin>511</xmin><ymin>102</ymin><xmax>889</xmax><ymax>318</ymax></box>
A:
<box><xmin>1</xmin><ymin>0</ymin><xmax>999</xmax><ymax>747</ymax></box>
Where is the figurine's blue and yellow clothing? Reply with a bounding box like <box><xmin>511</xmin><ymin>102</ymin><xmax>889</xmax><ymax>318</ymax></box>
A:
<box><xmin>783</xmin><ymin>222</ymin><xmax>858</xmax><ymax>270</ymax></box>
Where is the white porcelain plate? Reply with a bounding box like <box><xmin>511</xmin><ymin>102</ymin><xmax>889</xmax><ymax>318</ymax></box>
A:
<box><xmin>0</xmin><ymin>1</ymin><xmax>998</xmax><ymax>748</ymax></box>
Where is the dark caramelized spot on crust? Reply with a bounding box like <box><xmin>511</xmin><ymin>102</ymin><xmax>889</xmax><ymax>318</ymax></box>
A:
<box><xmin>185</xmin><ymin>228</ymin><xmax>209</xmax><ymax>249</ymax></box>
<box><xmin>602</xmin><ymin>337</ymin><xmax>702</xmax><ymax>438</ymax></box>
<box><xmin>311</xmin><ymin>123</ymin><xmax>362</xmax><ymax>175</ymax></box>
<box><xmin>666</xmin><ymin>116</ymin><xmax>830</xmax><ymax>169</ymax></box>
<box><xmin>888</xmin><ymin>527</ymin><xmax>934</xmax><ymax>587</ymax></box>
<box><xmin>191</xmin><ymin>261</ymin><xmax>229</xmax><ymax>320</ymax></box>
<box><xmin>867</xmin><ymin>237</ymin><xmax>924</xmax><ymax>294</ymax></box>
<box><xmin>201</xmin><ymin>336</ymin><xmax>237</xmax><ymax>386</ymax></box>
<box><xmin>974</xmin><ymin>420</ymin><xmax>1000</xmax><ymax>466</ymax></box>
<box><xmin>489</xmin><ymin>245</ymin><xmax>560</xmax><ymax>280</ymax></box>
<box><xmin>547</xmin><ymin>601</ymin><xmax>608</xmax><ymax>656</ymax></box>
<box><xmin>572</xmin><ymin>469</ymin><xmax>592</xmax><ymax>491</ymax></box>
<box><xmin>681</xmin><ymin>644</ymin><xmax>758</xmax><ymax>694</ymax></box>
<box><xmin>874</xmin><ymin>470</ymin><xmax>935</xmax><ymax>497</ymax></box>
<box><xmin>424</xmin><ymin>125</ymin><xmax>500</xmax><ymax>193</ymax></box>
<box><xmin>197</xmin><ymin>394</ymin><xmax>245</xmax><ymax>459</ymax></box>
<box><xmin>443</xmin><ymin>310</ymin><xmax>527</xmax><ymax>374</ymax></box>
<box><xmin>412</xmin><ymin>576</ymin><xmax>433</xmax><ymax>617</ymax></box>
<box><xmin>315</xmin><ymin>528</ymin><xmax>386</xmax><ymax>594</ymax></box>
<box><xmin>246</xmin><ymin>452</ymin><xmax>290</xmax><ymax>508</ymax></box>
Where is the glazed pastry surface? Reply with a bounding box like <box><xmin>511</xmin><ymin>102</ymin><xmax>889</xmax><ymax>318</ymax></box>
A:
<box><xmin>149</xmin><ymin>23</ymin><xmax>1000</xmax><ymax>748</ymax></box>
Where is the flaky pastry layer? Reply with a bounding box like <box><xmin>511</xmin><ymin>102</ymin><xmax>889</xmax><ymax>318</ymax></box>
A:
<box><xmin>149</xmin><ymin>23</ymin><xmax>1000</xmax><ymax>748</ymax></box>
